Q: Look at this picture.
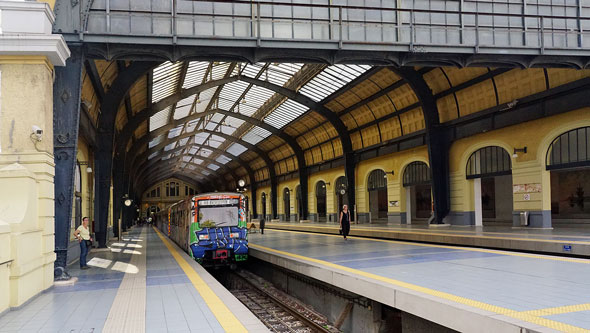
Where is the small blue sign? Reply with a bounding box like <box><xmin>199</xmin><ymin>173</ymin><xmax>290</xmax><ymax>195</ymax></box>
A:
<box><xmin>563</xmin><ymin>245</ymin><xmax>572</xmax><ymax>252</ymax></box>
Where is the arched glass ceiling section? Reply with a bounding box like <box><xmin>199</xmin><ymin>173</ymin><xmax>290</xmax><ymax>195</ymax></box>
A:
<box><xmin>182</xmin><ymin>61</ymin><xmax>209</xmax><ymax>89</ymax></box>
<box><xmin>152</xmin><ymin>62</ymin><xmax>183</xmax><ymax>103</ymax></box>
<box><xmin>227</xmin><ymin>143</ymin><xmax>248</xmax><ymax>156</ymax></box>
<box><xmin>299</xmin><ymin>65</ymin><xmax>372</xmax><ymax>102</ymax></box>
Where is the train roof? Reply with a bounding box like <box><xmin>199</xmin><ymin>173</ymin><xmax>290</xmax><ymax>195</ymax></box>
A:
<box><xmin>192</xmin><ymin>192</ymin><xmax>244</xmax><ymax>199</ymax></box>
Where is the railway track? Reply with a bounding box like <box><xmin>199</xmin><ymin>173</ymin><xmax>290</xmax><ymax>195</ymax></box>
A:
<box><xmin>229</xmin><ymin>271</ymin><xmax>338</xmax><ymax>333</ymax></box>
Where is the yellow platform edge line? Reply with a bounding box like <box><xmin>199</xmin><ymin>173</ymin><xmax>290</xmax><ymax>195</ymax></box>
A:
<box><xmin>519</xmin><ymin>303</ymin><xmax>590</xmax><ymax>317</ymax></box>
<box><xmin>266</xmin><ymin>223</ymin><xmax>590</xmax><ymax>241</ymax></box>
<box><xmin>153</xmin><ymin>227</ymin><xmax>248</xmax><ymax>333</ymax></box>
<box><xmin>250</xmin><ymin>242</ymin><xmax>588</xmax><ymax>333</ymax></box>
<box><xmin>266</xmin><ymin>223</ymin><xmax>590</xmax><ymax>245</ymax></box>
<box><xmin>268</xmin><ymin>228</ymin><xmax>590</xmax><ymax>265</ymax></box>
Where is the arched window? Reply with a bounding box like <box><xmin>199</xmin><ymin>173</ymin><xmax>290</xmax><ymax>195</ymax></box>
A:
<box><xmin>547</xmin><ymin>127</ymin><xmax>590</xmax><ymax>170</ymax></box>
<box><xmin>367</xmin><ymin>170</ymin><xmax>387</xmax><ymax>191</ymax></box>
<box><xmin>466</xmin><ymin>146</ymin><xmax>511</xmax><ymax>179</ymax></box>
<box><xmin>167</xmin><ymin>182</ymin><xmax>180</xmax><ymax>196</ymax></box>
<box><xmin>315</xmin><ymin>181</ymin><xmax>327</xmax><ymax>197</ymax></box>
<box><xmin>403</xmin><ymin>162</ymin><xmax>431</xmax><ymax>187</ymax></box>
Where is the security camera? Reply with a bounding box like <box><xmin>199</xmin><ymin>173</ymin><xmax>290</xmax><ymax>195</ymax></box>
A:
<box><xmin>32</xmin><ymin>125</ymin><xmax>43</xmax><ymax>141</ymax></box>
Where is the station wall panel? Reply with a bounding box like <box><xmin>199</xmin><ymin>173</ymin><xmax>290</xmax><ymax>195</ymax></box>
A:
<box><xmin>494</xmin><ymin>68</ymin><xmax>546</xmax><ymax>104</ymax></box>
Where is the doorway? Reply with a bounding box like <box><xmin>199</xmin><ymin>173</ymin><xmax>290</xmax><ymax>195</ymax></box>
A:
<box><xmin>547</xmin><ymin>127</ymin><xmax>590</xmax><ymax>226</ymax></box>
<box><xmin>296</xmin><ymin>185</ymin><xmax>302</xmax><ymax>221</ymax></box>
<box><xmin>283</xmin><ymin>188</ymin><xmax>291</xmax><ymax>222</ymax></box>
<box><xmin>367</xmin><ymin>170</ymin><xmax>388</xmax><ymax>223</ymax></box>
<box><xmin>402</xmin><ymin>162</ymin><xmax>432</xmax><ymax>224</ymax></box>
<box><xmin>316</xmin><ymin>181</ymin><xmax>327</xmax><ymax>222</ymax></box>
<box><xmin>467</xmin><ymin>146</ymin><xmax>513</xmax><ymax>226</ymax></box>
<box><xmin>261</xmin><ymin>192</ymin><xmax>267</xmax><ymax>220</ymax></box>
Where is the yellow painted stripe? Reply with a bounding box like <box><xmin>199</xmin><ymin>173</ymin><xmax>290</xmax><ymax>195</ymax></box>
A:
<box><xmin>250</xmin><ymin>242</ymin><xmax>588</xmax><ymax>332</ymax></box>
<box><xmin>520</xmin><ymin>303</ymin><xmax>590</xmax><ymax>317</ymax></box>
<box><xmin>153</xmin><ymin>227</ymin><xmax>247</xmax><ymax>333</ymax></box>
<box><xmin>267</xmin><ymin>223</ymin><xmax>590</xmax><ymax>245</ymax></box>
<box><xmin>268</xmin><ymin>228</ymin><xmax>590</xmax><ymax>264</ymax></box>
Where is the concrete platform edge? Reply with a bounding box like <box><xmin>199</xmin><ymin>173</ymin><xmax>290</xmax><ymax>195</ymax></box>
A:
<box><xmin>249</xmin><ymin>246</ymin><xmax>547</xmax><ymax>333</ymax></box>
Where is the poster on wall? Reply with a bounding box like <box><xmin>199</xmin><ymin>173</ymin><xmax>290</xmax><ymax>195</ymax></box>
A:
<box><xmin>513</xmin><ymin>183</ymin><xmax>542</xmax><ymax>193</ymax></box>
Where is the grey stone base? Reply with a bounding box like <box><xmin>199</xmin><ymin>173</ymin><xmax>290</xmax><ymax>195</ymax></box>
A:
<box><xmin>443</xmin><ymin>211</ymin><xmax>475</xmax><ymax>226</ymax></box>
<box><xmin>308</xmin><ymin>213</ymin><xmax>318</xmax><ymax>222</ymax></box>
<box><xmin>290</xmin><ymin>214</ymin><xmax>298</xmax><ymax>222</ymax></box>
<box><xmin>356</xmin><ymin>213</ymin><xmax>370</xmax><ymax>223</ymax></box>
<box><xmin>277</xmin><ymin>214</ymin><xmax>285</xmax><ymax>221</ymax></box>
<box><xmin>328</xmin><ymin>213</ymin><xmax>338</xmax><ymax>223</ymax></box>
<box><xmin>387</xmin><ymin>212</ymin><xmax>403</xmax><ymax>224</ymax></box>
<box><xmin>512</xmin><ymin>210</ymin><xmax>552</xmax><ymax>228</ymax></box>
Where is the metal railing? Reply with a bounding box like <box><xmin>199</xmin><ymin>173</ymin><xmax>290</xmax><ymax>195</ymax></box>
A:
<box><xmin>77</xmin><ymin>0</ymin><xmax>590</xmax><ymax>52</ymax></box>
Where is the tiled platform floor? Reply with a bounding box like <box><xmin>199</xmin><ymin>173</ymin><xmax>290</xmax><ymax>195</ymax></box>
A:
<box><xmin>264</xmin><ymin>222</ymin><xmax>590</xmax><ymax>256</ymax></box>
<box><xmin>0</xmin><ymin>226</ymin><xmax>265</xmax><ymax>333</ymax></box>
<box><xmin>250</xmin><ymin>229</ymin><xmax>590</xmax><ymax>332</ymax></box>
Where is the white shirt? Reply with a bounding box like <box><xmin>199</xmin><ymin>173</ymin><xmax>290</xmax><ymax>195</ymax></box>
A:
<box><xmin>76</xmin><ymin>225</ymin><xmax>90</xmax><ymax>240</ymax></box>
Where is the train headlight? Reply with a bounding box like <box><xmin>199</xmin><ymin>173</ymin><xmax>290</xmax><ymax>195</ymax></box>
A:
<box><xmin>198</xmin><ymin>234</ymin><xmax>210</xmax><ymax>240</ymax></box>
<box><xmin>229</xmin><ymin>232</ymin><xmax>240</xmax><ymax>239</ymax></box>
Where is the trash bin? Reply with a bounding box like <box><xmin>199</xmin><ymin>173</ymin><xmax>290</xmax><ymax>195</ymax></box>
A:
<box><xmin>519</xmin><ymin>211</ymin><xmax>529</xmax><ymax>226</ymax></box>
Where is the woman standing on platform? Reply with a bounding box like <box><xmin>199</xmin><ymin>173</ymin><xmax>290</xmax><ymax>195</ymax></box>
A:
<box><xmin>339</xmin><ymin>205</ymin><xmax>351</xmax><ymax>240</ymax></box>
<box><xmin>73</xmin><ymin>217</ymin><xmax>92</xmax><ymax>270</ymax></box>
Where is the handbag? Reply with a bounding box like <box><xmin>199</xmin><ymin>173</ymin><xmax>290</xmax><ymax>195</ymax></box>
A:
<box><xmin>85</xmin><ymin>240</ymin><xmax>92</xmax><ymax>248</ymax></box>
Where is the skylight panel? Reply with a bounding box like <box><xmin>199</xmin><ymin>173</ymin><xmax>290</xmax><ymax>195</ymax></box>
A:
<box><xmin>173</xmin><ymin>96</ymin><xmax>195</xmax><ymax>120</ymax></box>
<box><xmin>186</xmin><ymin>164</ymin><xmax>196</xmax><ymax>171</ymax></box>
<box><xmin>241</xmin><ymin>127</ymin><xmax>272</xmax><ymax>145</ymax></box>
<box><xmin>161</xmin><ymin>153</ymin><xmax>171</xmax><ymax>160</ymax></box>
<box><xmin>195</xmin><ymin>87</ymin><xmax>217</xmax><ymax>113</ymax></box>
<box><xmin>149</xmin><ymin>106</ymin><xmax>172</xmax><ymax>131</ymax></box>
<box><xmin>299</xmin><ymin>65</ymin><xmax>372</xmax><ymax>102</ymax></box>
<box><xmin>182</xmin><ymin>61</ymin><xmax>209</xmax><ymax>89</ymax></box>
<box><xmin>198</xmin><ymin>148</ymin><xmax>213</xmax><ymax>157</ymax></box>
<box><xmin>178</xmin><ymin>137</ymin><xmax>189</xmax><ymax>146</ymax></box>
<box><xmin>208</xmin><ymin>62</ymin><xmax>230</xmax><ymax>82</ymax></box>
<box><xmin>264</xmin><ymin>63</ymin><xmax>303</xmax><ymax>86</ymax></box>
<box><xmin>207</xmin><ymin>134</ymin><xmax>225</xmax><ymax>148</ymax></box>
<box><xmin>182</xmin><ymin>156</ymin><xmax>192</xmax><ymax>162</ymax></box>
<box><xmin>216</xmin><ymin>155</ymin><xmax>232</xmax><ymax>164</ymax></box>
<box><xmin>227</xmin><ymin>143</ymin><xmax>248</xmax><ymax>156</ymax></box>
<box><xmin>202</xmin><ymin>170</ymin><xmax>211</xmax><ymax>176</ymax></box>
<box><xmin>220</xmin><ymin>116</ymin><xmax>244</xmax><ymax>135</ymax></box>
<box><xmin>164</xmin><ymin>142</ymin><xmax>176</xmax><ymax>151</ymax></box>
<box><xmin>218</xmin><ymin>81</ymin><xmax>249</xmax><ymax>110</ymax></box>
<box><xmin>148</xmin><ymin>134</ymin><xmax>164</xmax><ymax>148</ymax></box>
<box><xmin>168</xmin><ymin>125</ymin><xmax>183</xmax><ymax>138</ymax></box>
<box><xmin>152</xmin><ymin>62</ymin><xmax>183</xmax><ymax>103</ymax></box>
<box><xmin>194</xmin><ymin>132</ymin><xmax>209</xmax><ymax>145</ymax></box>
<box><xmin>148</xmin><ymin>151</ymin><xmax>159</xmax><ymax>160</ymax></box>
<box><xmin>238</xmin><ymin>85</ymin><xmax>275</xmax><ymax>116</ymax></box>
<box><xmin>207</xmin><ymin>164</ymin><xmax>220</xmax><ymax>171</ymax></box>
<box><xmin>193</xmin><ymin>158</ymin><xmax>203</xmax><ymax>165</ymax></box>
<box><xmin>188</xmin><ymin>147</ymin><xmax>198</xmax><ymax>155</ymax></box>
<box><xmin>185</xmin><ymin>119</ymin><xmax>199</xmax><ymax>133</ymax></box>
<box><xmin>264</xmin><ymin>99</ymin><xmax>307</xmax><ymax>129</ymax></box>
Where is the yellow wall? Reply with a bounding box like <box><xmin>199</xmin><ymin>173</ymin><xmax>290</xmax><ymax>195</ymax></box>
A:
<box><xmin>355</xmin><ymin>147</ymin><xmax>430</xmax><ymax>215</ymax></box>
<box><xmin>0</xmin><ymin>61</ymin><xmax>56</xmax><ymax>312</ymax></box>
<box><xmin>448</xmin><ymin>107</ymin><xmax>590</xmax><ymax>214</ymax></box>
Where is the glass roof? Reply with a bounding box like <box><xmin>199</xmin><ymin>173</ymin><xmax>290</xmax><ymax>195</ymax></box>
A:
<box><xmin>144</xmin><ymin>61</ymin><xmax>372</xmax><ymax>180</ymax></box>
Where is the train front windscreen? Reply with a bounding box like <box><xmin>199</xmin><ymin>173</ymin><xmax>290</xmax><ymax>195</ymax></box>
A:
<box><xmin>197</xmin><ymin>198</ymin><xmax>239</xmax><ymax>227</ymax></box>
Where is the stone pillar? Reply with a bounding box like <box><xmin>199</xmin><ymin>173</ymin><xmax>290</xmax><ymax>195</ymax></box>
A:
<box><xmin>0</xmin><ymin>0</ymin><xmax>69</xmax><ymax>308</ymax></box>
<box><xmin>512</xmin><ymin>161</ymin><xmax>552</xmax><ymax>228</ymax></box>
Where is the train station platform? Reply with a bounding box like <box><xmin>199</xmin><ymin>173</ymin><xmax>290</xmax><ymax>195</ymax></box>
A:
<box><xmin>249</xmin><ymin>229</ymin><xmax>590</xmax><ymax>333</ymax></box>
<box><xmin>265</xmin><ymin>222</ymin><xmax>590</xmax><ymax>257</ymax></box>
<box><xmin>0</xmin><ymin>226</ymin><xmax>266</xmax><ymax>333</ymax></box>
